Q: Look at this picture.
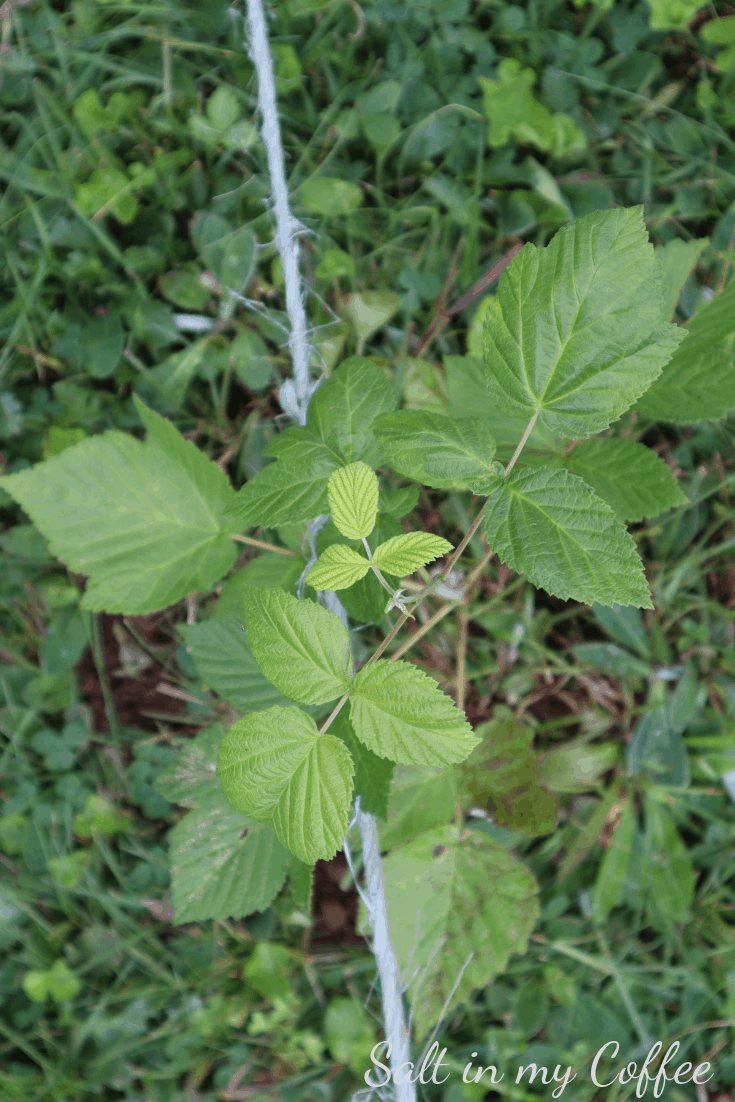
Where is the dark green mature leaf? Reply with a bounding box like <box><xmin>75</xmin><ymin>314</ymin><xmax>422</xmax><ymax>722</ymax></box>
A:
<box><xmin>243</xmin><ymin>588</ymin><xmax>353</xmax><ymax>705</ymax></box>
<box><xmin>0</xmin><ymin>397</ymin><xmax>238</xmax><ymax>614</ymax></box>
<box><xmin>482</xmin><ymin>208</ymin><xmax>684</xmax><ymax>438</ymax></box>
<box><xmin>223</xmin><ymin>449</ymin><xmax>336</xmax><ymax>528</ymax></box>
<box><xmin>349</xmin><ymin>660</ymin><xmax>478</xmax><ymax>765</ymax></box>
<box><xmin>483</xmin><ymin>467</ymin><xmax>652</xmax><ymax>608</ymax></box>
<box><xmin>170</xmin><ymin>806</ymin><xmax>289</xmax><ymax>923</ymax></box>
<box><xmin>218</xmin><ymin>706</ymin><xmax>354</xmax><ymax>863</ymax></box>
<box><xmin>374</xmin><ymin>410</ymin><xmax>497</xmax><ymax>489</ymax></box>
<box><xmin>557</xmin><ymin>438</ymin><xmax>687</xmax><ymax>521</ymax></box>
<box><xmin>307</xmin><ymin>356</ymin><xmax>396</xmax><ymax>464</ymax></box>
<box><xmin>655</xmin><ymin>238</ymin><xmax>708</xmax><ymax>320</ymax></box>
<box><xmin>372</xmin><ymin>826</ymin><xmax>539</xmax><ymax>1040</ymax></box>
<box><xmin>180</xmin><ymin>615</ymin><xmax>289</xmax><ymax>715</ymax></box>
<box><xmin>456</xmin><ymin>719</ymin><xmax>557</xmax><ymax>836</ymax></box>
<box><xmin>331</xmin><ymin>711</ymin><xmax>394</xmax><ymax>820</ymax></box>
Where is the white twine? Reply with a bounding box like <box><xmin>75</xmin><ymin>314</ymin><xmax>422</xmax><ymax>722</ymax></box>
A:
<box><xmin>244</xmin><ymin>4</ymin><xmax>416</xmax><ymax>1099</ymax></box>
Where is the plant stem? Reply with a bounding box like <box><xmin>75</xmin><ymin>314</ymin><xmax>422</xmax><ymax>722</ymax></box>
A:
<box><xmin>89</xmin><ymin>613</ymin><xmax>122</xmax><ymax>754</ymax></box>
<box><xmin>231</xmin><ymin>533</ymin><xmax>296</xmax><ymax>556</ymax></box>
<box><xmin>505</xmin><ymin>410</ymin><xmax>539</xmax><ymax>477</ymax></box>
<box><xmin>455</xmin><ymin>607</ymin><xmax>468</xmax><ymax>713</ymax></box>
<box><xmin>362</xmin><ymin>536</ymin><xmax>395</xmax><ymax>596</ymax></box>
<box><xmin>442</xmin><ymin>506</ymin><xmax>485</xmax><ymax>577</ymax></box>
<box><xmin>317</xmin><ymin>689</ymin><xmax>350</xmax><ymax>735</ymax></box>
<box><xmin>390</xmin><ymin>603</ymin><xmax>455</xmax><ymax>662</ymax></box>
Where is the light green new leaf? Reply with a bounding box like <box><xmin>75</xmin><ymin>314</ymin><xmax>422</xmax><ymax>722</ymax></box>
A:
<box><xmin>633</xmin><ymin>278</ymin><xmax>735</xmax><ymax>422</ymax></box>
<box><xmin>307</xmin><ymin>356</ymin><xmax>396</xmax><ymax>464</ymax></box>
<box><xmin>180</xmin><ymin>615</ymin><xmax>289</xmax><ymax>715</ymax></box>
<box><xmin>0</xmin><ymin>397</ymin><xmax>238</xmax><ymax>614</ymax></box>
<box><xmin>368</xmin><ymin>825</ymin><xmax>539</xmax><ymax>1040</ymax></box>
<box><xmin>170</xmin><ymin>806</ymin><xmax>289</xmax><ymax>923</ymax></box>
<box><xmin>372</xmin><ymin>532</ymin><xmax>452</xmax><ymax>576</ymax></box>
<box><xmin>331</xmin><ymin>711</ymin><xmax>394</xmax><ymax>820</ymax></box>
<box><xmin>243</xmin><ymin>588</ymin><xmax>353</xmax><ymax>705</ymax></box>
<box><xmin>373</xmin><ymin>410</ymin><xmax>497</xmax><ymax>490</ymax></box>
<box><xmin>218</xmin><ymin>706</ymin><xmax>354</xmax><ymax>863</ymax></box>
<box><xmin>328</xmin><ymin>462</ymin><xmax>379</xmax><ymax>540</ymax></box>
<box><xmin>482</xmin><ymin>467</ymin><xmax>652</xmax><ymax>608</ymax></box>
<box><xmin>306</xmin><ymin>544</ymin><xmax>370</xmax><ymax>591</ymax></box>
<box><xmin>483</xmin><ymin>208</ymin><xmax>684</xmax><ymax>438</ymax></box>
<box><xmin>350</xmin><ymin>660</ymin><xmax>478</xmax><ymax>765</ymax></box>
<box><xmin>558</xmin><ymin>438</ymin><xmax>687</xmax><ymax>521</ymax></box>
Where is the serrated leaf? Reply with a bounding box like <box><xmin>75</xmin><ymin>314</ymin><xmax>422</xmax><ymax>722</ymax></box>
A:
<box><xmin>153</xmin><ymin>725</ymin><xmax>225</xmax><ymax>809</ymax></box>
<box><xmin>180</xmin><ymin>614</ymin><xmax>289</xmax><ymax>714</ymax></box>
<box><xmin>170</xmin><ymin>806</ymin><xmax>289</xmax><ymax>923</ymax></box>
<box><xmin>307</xmin><ymin>356</ymin><xmax>396</xmax><ymax>464</ymax></box>
<box><xmin>217</xmin><ymin>706</ymin><xmax>354</xmax><ymax>863</ymax></box>
<box><xmin>372</xmin><ymin>532</ymin><xmax>452</xmax><ymax>576</ymax></box>
<box><xmin>306</xmin><ymin>544</ymin><xmax>370</xmax><ymax>591</ymax></box>
<box><xmin>224</xmin><ymin>447</ymin><xmax>337</xmax><ymax>528</ymax></box>
<box><xmin>328</xmin><ymin>462</ymin><xmax>379</xmax><ymax>540</ymax></box>
<box><xmin>557</xmin><ymin>438</ymin><xmax>687</xmax><ymax>521</ymax></box>
<box><xmin>316</xmin><ymin>514</ymin><xmax>403</xmax><ymax>625</ymax></box>
<box><xmin>374</xmin><ymin>410</ymin><xmax>497</xmax><ymax>490</ymax></box>
<box><xmin>482</xmin><ymin>208</ymin><xmax>685</xmax><ymax>438</ymax></box>
<box><xmin>349</xmin><ymin>660</ymin><xmax>478</xmax><ymax>765</ymax></box>
<box><xmin>0</xmin><ymin>397</ymin><xmax>238</xmax><ymax>614</ymax></box>
<box><xmin>456</xmin><ymin>719</ymin><xmax>557</xmax><ymax>836</ymax></box>
<box><xmin>243</xmin><ymin>588</ymin><xmax>353</xmax><ymax>705</ymax></box>
<box><xmin>365</xmin><ymin>825</ymin><xmax>539</xmax><ymax>1040</ymax></box>
<box><xmin>483</xmin><ymin>466</ymin><xmax>652</xmax><ymax>608</ymax></box>
<box><xmin>331</xmin><ymin>711</ymin><xmax>394</xmax><ymax>820</ymax></box>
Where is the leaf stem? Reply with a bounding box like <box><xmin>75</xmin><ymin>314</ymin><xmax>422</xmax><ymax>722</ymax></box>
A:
<box><xmin>317</xmin><ymin>689</ymin><xmax>351</xmax><ymax>735</ymax></box>
<box><xmin>390</xmin><ymin>603</ymin><xmax>455</xmax><ymax>662</ymax></box>
<box><xmin>455</xmin><ymin>607</ymin><xmax>468</xmax><ymax>713</ymax></box>
<box><xmin>362</xmin><ymin>536</ymin><xmax>395</xmax><ymax>597</ymax></box>
<box><xmin>231</xmin><ymin>533</ymin><xmax>296</xmax><ymax>556</ymax></box>
<box><xmin>504</xmin><ymin>410</ymin><xmax>539</xmax><ymax>477</ymax></box>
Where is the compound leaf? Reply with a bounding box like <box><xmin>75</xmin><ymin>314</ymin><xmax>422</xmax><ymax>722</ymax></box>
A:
<box><xmin>350</xmin><ymin>660</ymin><xmax>478</xmax><ymax>766</ymax></box>
<box><xmin>372</xmin><ymin>532</ymin><xmax>452</xmax><ymax>576</ymax></box>
<box><xmin>307</xmin><ymin>356</ymin><xmax>396</xmax><ymax>464</ymax></box>
<box><xmin>217</xmin><ymin>706</ymin><xmax>354</xmax><ymax>863</ymax></box>
<box><xmin>482</xmin><ymin>467</ymin><xmax>652</xmax><ymax>608</ymax></box>
<box><xmin>306</xmin><ymin>544</ymin><xmax>371</xmax><ymax>591</ymax></box>
<box><xmin>374</xmin><ymin>410</ymin><xmax>497</xmax><ymax>490</ymax></box>
<box><xmin>0</xmin><ymin>397</ymin><xmax>238</xmax><ymax>614</ymax></box>
<box><xmin>243</xmin><ymin>588</ymin><xmax>353</xmax><ymax>705</ymax></box>
<box><xmin>224</xmin><ymin>446</ymin><xmax>337</xmax><ymax>529</ymax></box>
<box><xmin>483</xmin><ymin>208</ymin><xmax>684</xmax><ymax>438</ymax></box>
<box><xmin>180</xmin><ymin>614</ymin><xmax>289</xmax><ymax>715</ymax></box>
<box><xmin>557</xmin><ymin>438</ymin><xmax>687</xmax><ymax>521</ymax></box>
<box><xmin>328</xmin><ymin>462</ymin><xmax>379</xmax><ymax>540</ymax></box>
<box><xmin>170</xmin><ymin>806</ymin><xmax>289</xmax><ymax>923</ymax></box>
<box><xmin>331</xmin><ymin>710</ymin><xmax>394</xmax><ymax>820</ymax></box>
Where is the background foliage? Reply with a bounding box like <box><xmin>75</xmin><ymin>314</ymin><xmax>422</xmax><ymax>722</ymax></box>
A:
<box><xmin>1</xmin><ymin>0</ymin><xmax>735</xmax><ymax>1099</ymax></box>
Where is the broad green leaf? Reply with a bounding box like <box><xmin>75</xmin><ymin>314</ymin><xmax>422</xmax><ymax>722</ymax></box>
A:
<box><xmin>306</xmin><ymin>544</ymin><xmax>370</xmax><ymax>591</ymax></box>
<box><xmin>482</xmin><ymin>467</ymin><xmax>652</xmax><ymax>608</ymax></box>
<box><xmin>482</xmin><ymin>208</ymin><xmax>685</xmax><ymax>438</ymax></box>
<box><xmin>557</xmin><ymin>438</ymin><xmax>687</xmax><ymax>522</ymax></box>
<box><xmin>218</xmin><ymin>706</ymin><xmax>354</xmax><ymax>863</ymax></box>
<box><xmin>341</xmin><ymin>292</ymin><xmax>400</xmax><ymax>355</ymax></box>
<box><xmin>592</xmin><ymin>799</ymin><xmax>635</xmax><ymax>922</ymax></box>
<box><xmin>380</xmin><ymin>765</ymin><xmax>458</xmax><ymax>848</ymax></box>
<box><xmin>153</xmin><ymin>725</ymin><xmax>225</xmax><ymax>809</ymax></box>
<box><xmin>370</xmin><ymin>825</ymin><xmax>539</xmax><ymax>1039</ymax></box>
<box><xmin>646</xmin><ymin>0</ymin><xmax>702</xmax><ymax>30</ymax></box>
<box><xmin>324</xmin><ymin>998</ymin><xmax>376</xmax><ymax>1078</ymax></box>
<box><xmin>0</xmin><ymin>397</ymin><xmax>238</xmax><ymax>614</ymax></box>
<box><xmin>627</xmin><ymin>707</ymin><xmax>691</xmax><ymax>786</ymax></box>
<box><xmin>299</xmin><ymin>177</ymin><xmax>364</xmax><ymax>216</ymax></box>
<box><xmin>456</xmin><ymin>719</ymin><xmax>557</xmax><ymax>836</ymax></box>
<box><xmin>224</xmin><ymin>440</ymin><xmax>338</xmax><ymax>529</ymax></box>
<box><xmin>180</xmin><ymin>615</ymin><xmax>289</xmax><ymax>715</ymax></box>
<box><xmin>327</xmin><ymin>462</ymin><xmax>379</xmax><ymax>540</ymax></box>
<box><xmin>243</xmin><ymin>588</ymin><xmax>353</xmax><ymax>705</ymax></box>
<box><xmin>371</xmin><ymin>532</ymin><xmax>452</xmax><ymax>576</ymax></box>
<box><xmin>574</xmin><ymin>643</ymin><xmax>650</xmax><ymax>678</ymax></box>
<box><xmin>479</xmin><ymin>59</ymin><xmax>585</xmax><ymax>156</ymax></box>
<box><xmin>592</xmin><ymin>602</ymin><xmax>650</xmax><ymax>658</ymax></box>
<box><xmin>213</xmin><ymin>554</ymin><xmax>307</xmax><ymax>618</ymax></box>
<box><xmin>643</xmin><ymin>798</ymin><xmax>695</xmax><ymax>923</ymax></box>
<box><xmin>537</xmin><ymin>741</ymin><xmax>618</xmax><ymax>793</ymax></box>
<box><xmin>263</xmin><ymin>425</ymin><xmax>341</xmax><ymax>465</ymax></box>
<box><xmin>170</xmin><ymin>806</ymin><xmax>289</xmax><ymax>923</ymax></box>
<box><xmin>374</xmin><ymin>410</ymin><xmax>497</xmax><ymax>490</ymax></box>
<box><xmin>350</xmin><ymin>660</ymin><xmax>478</xmax><ymax>765</ymax></box>
<box><xmin>308</xmin><ymin>357</ymin><xmax>396</xmax><ymax>464</ymax></box>
<box><xmin>331</xmin><ymin>711</ymin><xmax>394</xmax><ymax>820</ymax></box>
<box><xmin>289</xmin><ymin>858</ymin><xmax>314</xmax><ymax>919</ymax></box>
<box><xmin>378</xmin><ymin>484</ymin><xmax>421</xmax><ymax>519</ymax></box>
<box><xmin>656</xmin><ymin>238</ymin><xmax>708</xmax><ymax>320</ymax></box>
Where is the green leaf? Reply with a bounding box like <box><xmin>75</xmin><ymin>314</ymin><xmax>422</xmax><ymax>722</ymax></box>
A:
<box><xmin>371</xmin><ymin>532</ymin><xmax>452</xmax><ymax>576</ymax></box>
<box><xmin>482</xmin><ymin>467</ymin><xmax>652</xmax><ymax>608</ymax></box>
<box><xmin>592</xmin><ymin>799</ymin><xmax>635</xmax><ymax>923</ymax></box>
<box><xmin>537</xmin><ymin>741</ymin><xmax>618</xmax><ymax>793</ymax></box>
<box><xmin>574</xmin><ymin>643</ymin><xmax>650</xmax><ymax>678</ymax></box>
<box><xmin>592</xmin><ymin>602</ymin><xmax>650</xmax><ymax>658</ymax></box>
<box><xmin>378</xmin><ymin>484</ymin><xmax>420</xmax><ymax>519</ymax></box>
<box><xmin>316</xmin><ymin>514</ymin><xmax>403</xmax><ymax>624</ymax></box>
<box><xmin>627</xmin><ymin>707</ymin><xmax>691</xmax><ymax>786</ymax></box>
<box><xmin>306</xmin><ymin>544</ymin><xmax>370</xmax><ymax>591</ymax></box>
<box><xmin>299</xmin><ymin>177</ymin><xmax>364</xmax><ymax>216</ymax></box>
<box><xmin>643</xmin><ymin>797</ymin><xmax>694</xmax><ymax>923</ymax></box>
<box><xmin>180</xmin><ymin>615</ymin><xmax>289</xmax><ymax>715</ymax></box>
<box><xmin>456</xmin><ymin>719</ymin><xmax>557</xmax><ymax>836</ymax></box>
<box><xmin>557</xmin><ymin>438</ymin><xmax>687</xmax><ymax>521</ymax></box>
<box><xmin>213</xmin><ymin>554</ymin><xmax>306</xmax><ymax>618</ymax></box>
<box><xmin>218</xmin><ymin>706</ymin><xmax>354</xmax><ymax>863</ymax></box>
<box><xmin>170</xmin><ymin>805</ymin><xmax>289</xmax><ymax>923</ymax></box>
<box><xmin>327</xmin><ymin>462</ymin><xmax>379</xmax><ymax>540</ymax></box>
<box><xmin>374</xmin><ymin>410</ymin><xmax>497</xmax><ymax>490</ymax></box>
<box><xmin>370</xmin><ymin>825</ymin><xmax>539</xmax><ymax>1040</ymax></box>
<box><xmin>308</xmin><ymin>357</ymin><xmax>396</xmax><ymax>464</ymax></box>
<box><xmin>243</xmin><ymin>588</ymin><xmax>353</xmax><ymax>705</ymax></box>
<box><xmin>331</xmin><ymin>710</ymin><xmax>394</xmax><ymax>820</ymax></box>
<box><xmin>646</xmin><ymin>0</ymin><xmax>702</xmax><ymax>30</ymax></box>
<box><xmin>224</xmin><ymin>448</ymin><xmax>337</xmax><ymax>529</ymax></box>
<box><xmin>289</xmin><ymin>858</ymin><xmax>314</xmax><ymax>919</ymax></box>
<box><xmin>341</xmin><ymin>292</ymin><xmax>400</xmax><ymax>355</ymax></box>
<box><xmin>656</xmin><ymin>238</ymin><xmax>707</xmax><ymax>320</ymax></box>
<box><xmin>479</xmin><ymin>59</ymin><xmax>585</xmax><ymax>156</ymax></box>
<box><xmin>380</xmin><ymin>765</ymin><xmax>458</xmax><ymax>848</ymax></box>
<box><xmin>482</xmin><ymin>208</ymin><xmax>685</xmax><ymax>438</ymax></box>
<box><xmin>153</xmin><ymin>725</ymin><xmax>226</xmax><ymax>809</ymax></box>
<box><xmin>349</xmin><ymin>660</ymin><xmax>478</xmax><ymax>765</ymax></box>
<box><xmin>0</xmin><ymin>397</ymin><xmax>238</xmax><ymax>614</ymax></box>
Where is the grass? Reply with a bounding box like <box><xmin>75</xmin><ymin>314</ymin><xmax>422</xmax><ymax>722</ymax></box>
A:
<box><xmin>1</xmin><ymin>0</ymin><xmax>735</xmax><ymax>1099</ymax></box>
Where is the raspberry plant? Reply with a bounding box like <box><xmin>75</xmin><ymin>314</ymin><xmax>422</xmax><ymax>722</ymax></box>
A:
<box><xmin>2</xmin><ymin>204</ymin><xmax>732</xmax><ymax>1048</ymax></box>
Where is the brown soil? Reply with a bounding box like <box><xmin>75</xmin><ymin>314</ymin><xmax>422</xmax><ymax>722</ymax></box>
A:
<box><xmin>311</xmin><ymin>854</ymin><xmax>362</xmax><ymax>945</ymax></box>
